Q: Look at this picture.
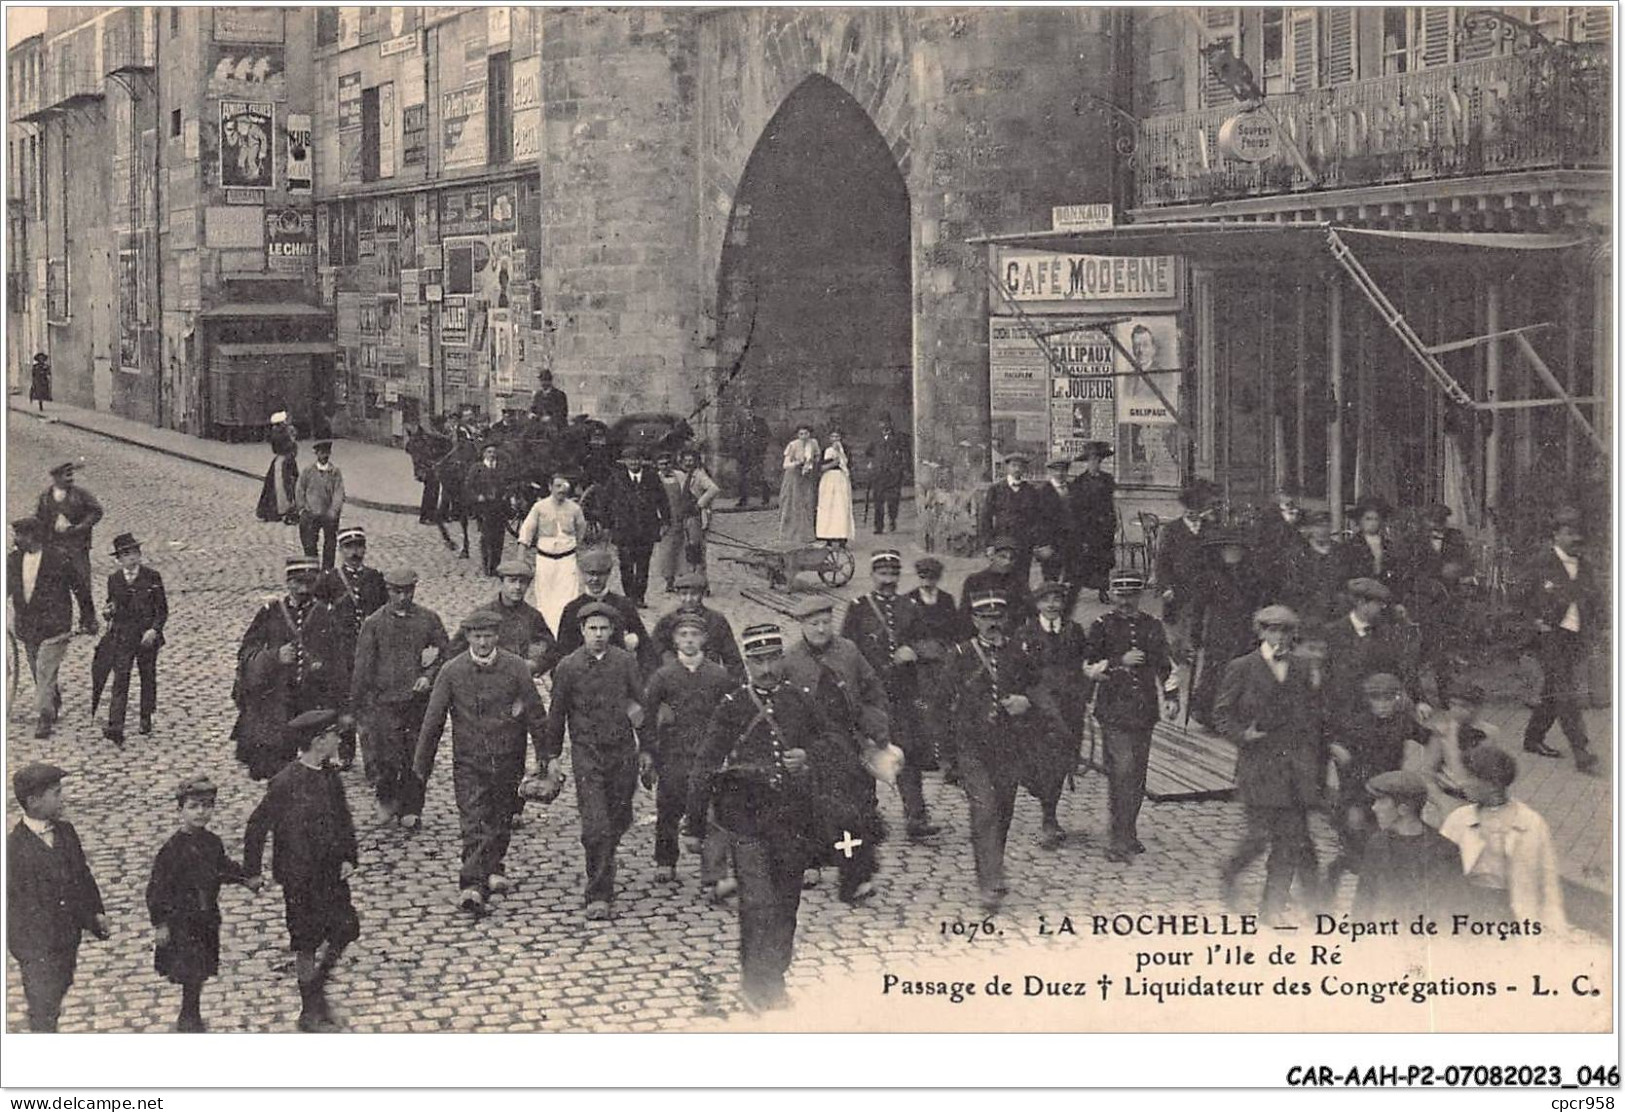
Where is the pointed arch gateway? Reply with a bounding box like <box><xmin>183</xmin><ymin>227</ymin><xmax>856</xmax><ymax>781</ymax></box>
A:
<box><xmin>715</xmin><ymin>74</ymin><xmax>912</xmax><ymax>488</ymax></box>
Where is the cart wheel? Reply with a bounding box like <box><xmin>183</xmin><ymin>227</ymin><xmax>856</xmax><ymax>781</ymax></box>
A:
<box><xmin>818</xmin><ymin>544</ymin><xmax>855</xmax><ymax>587</ymax></box>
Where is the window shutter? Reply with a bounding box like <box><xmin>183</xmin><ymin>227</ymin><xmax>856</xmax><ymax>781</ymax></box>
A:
<box><xmin>1581</xmin><ymin>6</ymin><xmax>1612</xmax><ymax>44</ymax></box>
<box><xmin>1320</xmin><ymin>8</ymin><xmax>1357</xmax><ymax>84</ymax></box>
<box><xmin>1199</xmin><ymin>7</ymin><xmax>1243</xmax><ymax>109</ymax></box>
<box><xmin>1288</xmin><ymin>8</ymin><xmax>1318</xmax><ymax>90</ymax></box>
<box><xmin>1457</xmin><ymin>8</ymin><xmax>1503</xmax><ymax>59</ymax></box>
<box><xmin>1419</xmin><ymin>7</ymin><xmax>1456</xmax><ymax>67</ymax></box>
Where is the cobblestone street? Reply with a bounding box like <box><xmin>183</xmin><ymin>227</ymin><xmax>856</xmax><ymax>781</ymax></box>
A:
<box><xmin>2</xmin><ymin>418</ymin><xmax>1602</xmax><ymax>1034</ymax></box>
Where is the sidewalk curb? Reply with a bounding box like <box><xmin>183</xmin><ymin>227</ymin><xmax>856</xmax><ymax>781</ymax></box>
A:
<box><xmin>11</xmin><ymin>405</ymin><xmax>421</xmax><ymax>516</ymax></box>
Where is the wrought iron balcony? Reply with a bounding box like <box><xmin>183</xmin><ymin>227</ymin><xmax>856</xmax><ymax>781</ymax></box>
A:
<box><xmin>1135</xmin><ymin>48</ymin><xmax>1609</xmax><ymax>208</ymax></box>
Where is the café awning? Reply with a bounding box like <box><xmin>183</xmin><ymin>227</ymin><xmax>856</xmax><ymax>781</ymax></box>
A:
<box><xmin>199</xmin><ymin>301</ymin><xmax>331</xmax><ymax>320</ymax></box>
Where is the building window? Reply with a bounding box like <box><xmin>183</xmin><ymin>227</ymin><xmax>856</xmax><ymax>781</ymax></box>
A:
<box><xmin>170</xmin><ymin>108</ymin><xmax>182</xmax><ymax>137</ymax></box>
<box><xmin>1197</xmin><ymin>8</ymin><xmax>1243</xmax><ymax>109</ymax></box>
<box><xmin>487</xmin><ymin>52</ymin><xmax>512</xmax><ymax>165</ymax></box>
<box><xmin>316</xmin><ymin>8</ymin><xmax>339</xmax><ymax>48</ymax></box>
<box><xmin>1381</xmin><ymin>8</ymin><xmax>1411</xmax><ymax>74</ymax></box>
<box><xmin>1260</xmin><ymin>9</ymin><xmax>1286</xmax><ymax>95</ymax></box>
<box><xmin>360</xmin><ymin>86</ymin><xmax>381</xmax><ymax>182</ymax></box>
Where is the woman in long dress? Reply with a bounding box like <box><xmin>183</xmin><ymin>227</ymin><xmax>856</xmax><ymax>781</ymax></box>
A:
<box><xmin>518</xmin><ymin>473</ymin><xmax>588</xmax><ymax>637</ymax></box>
<box><xmin>815</xmin><ymin>429</ymin><xmax>855</xmax><ymax>545</ymax></box>
<box><xmin>778</xmin><ymin>423</ymin><xmax>820</xmax><ymax>545</ymax></box>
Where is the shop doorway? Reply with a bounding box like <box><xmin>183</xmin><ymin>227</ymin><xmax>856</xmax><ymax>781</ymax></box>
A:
<box><xmin>714</xmin><ymin>75</ymin><xmax>912</xmax><ymax>475</ymax></box>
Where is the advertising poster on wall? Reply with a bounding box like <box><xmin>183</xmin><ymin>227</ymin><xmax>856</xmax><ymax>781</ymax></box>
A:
<box><xmin>441</xmin><ymin>296</ymin><xmax>470</xmax><ymax>347</ymax></box>
<box><xmin>338</xmin><ymin>73</ymin><xmax>363</xmax><ymax>129</ymax></box>
<box><xmin>378</xmin><ymin>82</ymin><xmax>397</xmax><ymax>179</ymax></box>
<box><xmin>442</xmin><ymin>84</ymin><xmax>488</xmax><ymax>169</ymax></box>
<box><xmin>208</xmin><ymin>47</ymin><xmax>284</xmax><ymax>95</ymax></box>
<box><xmin>490</xmin><ymin>184</ymin><xmax>517</xmax><ymax>234</ymax></box>
<box><xmin>212</xmin><ymin>7</ymin><xmax>284</xmax><ymax>44</ymax></box>
<box><xmin>337</xmin><ymin>7</ymin><xmax>360</xmax><ymax>50</ymax></box>
<box><xmin>286</xmin><ymin>113</ymin><xmax>312</xmax><ymax>193</ymax></box>
<box><xmin>441</xmin><ymin>186</ymin><xmax>489</xmax><ymax>237</ymax></box>
<box><xmin>1041</xmin><ymin>322</ymin><xmax>1118</xmax><ymax>460</ymax></box>
<box><xmin>987</xmin><ymin>319</ymin><xmax>1051</xmax><ymax>475</ymax></box>
<box><xmin>491</xmin><ymin>308</ymin><xmax>515</xmax><ymax>392</ymax></box>
<box><xmin>219</xmin><ymin>101</ymin><xmax>274</xmax><ymax>188</ymax></box>
<box><xmin>265</xmin><ymin>208</ymin><xmax>315</xmax><ymax>272</ymax></box>
<box><xmin>1114</xmin><ymin>314</ymin><xmax>1184</xmax><ymax>488</ymax></box>
<box><xmin>402</xmin><ymin>104</ymin><xmax>427</xmax><ymax>168</ymax></box>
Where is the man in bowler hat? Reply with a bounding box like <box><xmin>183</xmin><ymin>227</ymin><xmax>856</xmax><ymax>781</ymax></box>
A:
<box><xmin>100</xmin><ymin>532</ymin><xmax>168</xmax><ymax>744</ymax></box>
<box><xmin>1520</xmin><ymin>507</ymin><xmax>1600</xmax><ymax>774</ymax></box>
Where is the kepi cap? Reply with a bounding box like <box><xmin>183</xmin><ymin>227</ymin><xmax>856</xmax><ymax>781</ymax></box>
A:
<box><xmin>870</xmin><ymin>549</ymin><xmax>902</xmax><ymax>570</ymax></box>
<box><xmin>968</xmin><ymin>591</ymin><xmax>1008</xmax><ymax>618</ymax></box>
<box><xmin>337</xmin><ymin>526</ymin><xmax>367</xmax><ymax>546</ymax></box>
<box><xmin>741</xmin><ymin>623</ymin><xmax>785</xmax><ymax>658</ymax></box>
<box><xmin>14</xmin><ymin>762</ymin><xmax>67</xmax><ymax>803</ymax></box>
<box><xmin>1108</xmin><ymin>570</ymin><xmax>1146</xmax><ymax>594</ymax></box>
<box><xmin>285</xmin><ymin>556</ymin><xmax>321</xmax><ymax>576</ymax></box>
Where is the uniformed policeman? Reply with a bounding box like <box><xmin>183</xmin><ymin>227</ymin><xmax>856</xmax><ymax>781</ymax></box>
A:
<box><xmin>1081</xmin><ymin>570</ymin><xmax>1180</xmax><ymax>863</ymax></box>
<box><xmin>321</xmin><ymin>525</ymin><xmax>386</xmax><ymax>766</ymax></box>
<box><xmin>944</xmin><ymin>590</ymin><xmax>1055</xmax><ymax>910</ymax></box>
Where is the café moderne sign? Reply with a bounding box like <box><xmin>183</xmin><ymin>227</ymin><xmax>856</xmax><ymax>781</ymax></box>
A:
<box><xmin>999</xmin><ymin>251</ymin><xmax>1177</xmax><ymax>304</ymax></box>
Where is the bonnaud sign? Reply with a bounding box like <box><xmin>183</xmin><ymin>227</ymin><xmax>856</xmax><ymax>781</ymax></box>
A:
<box><xmin>1218</xmin><ymin>111</ymin><xmax>1277</xmax><ymax>163</ymax></box>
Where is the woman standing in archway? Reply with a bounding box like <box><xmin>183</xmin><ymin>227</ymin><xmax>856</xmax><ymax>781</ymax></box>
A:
<box><xmin>816</xmin><ymin>428</ymin><xmax>855</xmax><ymax>546</ymax></box>
<box><xmin>779</xmin><ymin>423</ymin><xmax>820</xmax><ymax>545</ymax></box>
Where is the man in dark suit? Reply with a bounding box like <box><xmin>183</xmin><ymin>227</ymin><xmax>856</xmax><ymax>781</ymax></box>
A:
<box><xmin>1030</xmin><ymin>458</ymin><xmax>1075</xmax><ymax>594</ymax></box>
<box><xmin>1520</xmin><ymin>507</ymin><xmax>1599</xmax><ymax>773</ymax></box>
<box><xmin>604</xmin><ymin>447</ymin><xmax>671</xmax><ymax>607</ymax></box>
<box><xmin>978</xmin><ymin>453</ymin><xmax>1042</xmax><ymax>588</ymax></box>
<box><xmin>530</xmin><ymin>369</ymin><xmax>570</xmax><ymax>427</ymax></box>
<box><xmin>465</xmin><ymin>442</ymin><xmax>510</xmax><ymax>577</ymax></box>
<box><xmin>7</xmin><ymin>763</ymin><xmax>111</xmax><ymax>1031</ymax></box>
<box><xmin>1250</xmin><ymin>488</ymin><xmax>1307</xmax><ymax>590</ymax></box>
<box><xmin>100</xmin><ymin>532</ymin><xmax>168</xmax><ymax>744</ymax></box>
<box><xmin>9</xmin><ymin>518</ymin><xmax>77</xmax><ymax>738</ymax></box>
<box><xmin>865</xmin><ymin>412</ymin><xmax>911</xmax><ymax>535</ymax></box>
<box><xmin>1214</xmin><ymin>606</ymin><xmax>1324</xmax><ymax>923</ymax></box>
<box><xmin>1316</xmin><ymin>577</ymin><xmax>1425</xmax><ymax>726</ymax></box>
<box><xmin>1154</xmin><ymin>482</ymin><xmax>1218</xmax><ymax>684</ymax></box>
<box><xmin>1335</xmin><ymin>494</ymin><xmax>1405</xmax><ymax>593</ymax></box>
<box><xmin>34</xmin><ymin>460</ymin><xmax>103</xmax><ymax>634</ymax></box>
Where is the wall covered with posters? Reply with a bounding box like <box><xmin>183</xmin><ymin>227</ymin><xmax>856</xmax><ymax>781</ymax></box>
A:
<box><xmin>313</xmin><ymin>6</ymin><xmax>543</xmax><ymax>438</ymax></box>
<box><xmin>988</xmin><ymin>250</ymin><xmax>1186</xmax><ymax>492</ymax></box>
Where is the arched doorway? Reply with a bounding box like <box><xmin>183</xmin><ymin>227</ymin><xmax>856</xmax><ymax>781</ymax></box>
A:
<box><xmin>715</xmin><ymin>75</ymin><xmax>912</xmax><ymax>485</ymax></box>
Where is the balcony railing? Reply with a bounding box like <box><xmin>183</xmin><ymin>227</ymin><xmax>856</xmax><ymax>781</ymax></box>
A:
<box><xmin>1135</xmin><ymin>49</ymin><xmax>1610</xmax><ymax>208</ymax></box>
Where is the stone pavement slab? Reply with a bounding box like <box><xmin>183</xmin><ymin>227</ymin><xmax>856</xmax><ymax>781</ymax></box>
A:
<box><xmin>9</xmin><ymin>396</ymin><xmax>424</xmax><ymax>513</ymax></box>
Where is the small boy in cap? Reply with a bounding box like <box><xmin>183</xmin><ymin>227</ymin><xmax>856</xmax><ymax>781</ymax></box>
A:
<box><xmin>541</xmin><ymin>600</ymin><xmax>650</xmax><ymax>919</ymax></box>
<box><xmin>8</xmin><ymin>517</ymin><xmax>77</xmax><ymax>738</ymax></box>
<box><xmin>1324</xmin><ymin>672</ymin><xmax>1426</xmax><ymax>891</ymax></box>
<box><xmin>641</xmin><ymin>610</ymin><xmax>736</xmax><ymax>885</ymax></box>
<box><xmin>7</xmin><ymin>763</ymin><xmax>110</xmax><ymax>1031</ymax></box>
<box><xmin>350</xmin><ymin>568</ymin><xmax>450</xmax><ymax>827</ymax></box>
<box><xmin>652</xmin><ymin>572</ymin><xmax>746</xmax><ymax>681</ymax></box>
<box><xmin>99</xmin><ymin>532</ymin><xmax>168</xmax><ymax>744</ymax></box>
<box><xmin>1440</xmin><ymin>746</ymin><xmax>1567</xmax><ymax>928</ymax></box>
<box><xmin>244</xmin><ymin>709</ymin><xmax>362</xmax><ymax>1032</ymax></box>
<box><xmin>146</xmin><ymin>776</ymin><xmax>261</xmax><ymax>1031</ymax></box>
<box><xmin>557</xmin><ymin>547</ymin><xmax>657</xmax><ymax>671</ymax></box>
<box><xmin>416</xmin><ymin>608</ymin><xmax>548</xmax><ymax>913</ymax></box>
<box><xmin>295</xmin><ymin>441</ymin><xmax>346</xmax><ymax>569</ymax></box>
<box><xmin>1082</xmin><ymin>571</ymin><xmax>1180</xmax><ymax>863</ymax></box>
<box><xmin>1352</xmin><ymin>770</ymin><xmax>1467</xmax><ymax>921</ymax></box>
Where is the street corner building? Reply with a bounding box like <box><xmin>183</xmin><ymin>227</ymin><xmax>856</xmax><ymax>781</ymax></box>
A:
<box><xmin>7</xmin><ymin>6</ymin><xmax>1611</xmax><ymax>545</ymax></box>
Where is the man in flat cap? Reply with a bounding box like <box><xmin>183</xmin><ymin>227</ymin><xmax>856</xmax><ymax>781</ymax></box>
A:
<box><xmin>651</xmin><ymin>571</ymin><xmax>745</xmax><ymax>682</ymax></box>
<box><xmin>782</xmin><ymin>595</ymin><xmax>890</xmax><ymax>903</ymax></box>
<box><xmin>604</xmin><ymin>446</ymin><xmax>670</xmax><ymax>608</ymax></box>
<box><xmin>979</xmin><ymin>452</ymin><xmax>1041</xmax><ymax>589</ymax></box>
<box><xmin>232</xmin><ymin>556</ymin><xmax>348</xmax><ymax>781</ymax></box>
<box><xmin>1352</xmin><ymin>770</ymin><xmax>1468</xmax><ymax>921</ymax></box>
<box><xmin>1323</xmin><ymin>671</ymin><xmax>1426</xmax><ymax>892</ymax></box>
<box><xmin>945</xmin><ymin>591</ymin><xmax>1054</xmax><ymax>909</ymax></box>
<box><xmin>687</xmin><ymin>622</ymin><xmax>840</xmax><ymax>1011</ymax></box>
<box><xmin>1030</xmin><ymin>458</ymin><xmax>1076</xmax><ymax>598</ymax></box>
<box><xmin>451</xmin><ymin>557</ymin><xmax>560</xmax><ymax>678</ymax></box>
<box><xmin>99</xmin><ymin>532</ymin><xmax>168</xmax><ymax>744</ymax></box>
<box><xmin>350</xmin><ymin>568</ymin><xmax>449</xmax><ymax>828</ymax></box>
<box><xmin>1067</xmin><ymin>441</ymin><xmax>1118</xmax><ymax>605</ymax></box>
<box><xmin>416</xmin><ymin>609</ymin><xmax>548</xmax><ymax>914</ymax></box>
<box><xmin>8</xmin><ymin>764</ymin><xmax>110</xmax><ymax>1031</ymax></box>
<box><xmin>960</xmin><ymin>535</ymin><xmax>1035</xmax><ymax>628</ymax></box>
<box><xmin>466</xmin><ymin>441</ymin><xmax>511</xmax><ymax>577</ymax></box>
<box><xmin>557</xmin><ymin>547</ymin><xmax>656</xmax><ymax>672</ymax></box>
<box><xmin>841</xmin><ymin>550</ymin><xmax>939</xmax><ymax>840</ymax></box>
<box><xmin>1519</xmin><ymin>506</ymin><xmax>1600</xmax><ymax>773</ymax></box>
<box><xmin>34</xmin><ymin>459</ymin><xmax>103</xmax><ymax>634</ymax></box>
<box><xmin>9</xmin><ymin>517</ymin><xmax>77</xmax><ymax>738</ymax></box>
<box><xmin>641</xmin><ymin>610</ymin><xmax>736</xmax><ymax>886</ymax></box>
<box><xmin>295</xmin><ymin>441</ymin><xmax>346</xmax><ymax>569</ymax></box>
<box><xmin>244</xmin><ymin>709</ymin><xmax>361</xmax><ymax>1032</ymax></box>
<box><xmin>541</xmin><ymin>601</ymin><xmax>650</xmax><ymax>919</ymax></box>
<box><xmin>1214</xmin><ymin>605</ymin><xmax>1324</xmax><ymax>923</ymax></box>
<box><xmin>1082</xmin><ymin>571</ymin><xmax>1180</xmax><ymax>864</ymax></box>
<box><xmin>905</xmin><ymin>556</ymin><xmax>966</xmax><ymax>779</ymax></box>
<box><xmin>1318</xmin><ymin>577</ymin><xmax>1425</xmax><ymax>731</ymax></box>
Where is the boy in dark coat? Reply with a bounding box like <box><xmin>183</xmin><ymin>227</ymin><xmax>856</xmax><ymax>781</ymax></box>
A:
<box><xmin>904</xmin><ymin>557</ymin><xmax>963</xmax><ymax>778</ymax></box>
<box><xmin>1352</xmin><ymin>770</ymin><xmax>1468</xmax><ymax>921</ymax></box>
<box><xmin>557</xmin><ymin>548</ymin><xmax>657</xmax><ymax>672</ymax></box>
<box><xmin>100</xmin><ymin>532</ymin><xmax>168</xmax><ymax>744</ymax></box>
<box><xmin>9</xmin><ymin>517</ymin><xmax>77</xmax><ymax>738</ymax></box>
<box><xmin>1066</xmin><ymin>441</ymin><xmax>1118</xmax><ymax>604</ymax></box>
<box><xmin>1214</xmin><ymin>606</ymin><xmax>1324</xmax><ymax>923</ymax></box>
<box><xmin>7</xmin><ymin>763</ymin><xmax>110</xmax><ymax>1032</ymax></box>
<box><xmin>1081</xmin><ymin>571</ymin><xmax>1180</xmax><ymax>863</ymax></box>
<box><xmin>641</xmin><ymin>612</ymin><xmax>736</xmax><ymax>886</ymax></box>
<box><xmin>244</xmin><ymin>710</ymin><xmax>361</xmax><ymax>1032</ymax></box>
<box><xmin>1324</xmin><ymin>672</ymin><xmax>1426</xmax><ymax>891</ymax></box>
<box><xmin>840</xmin><ymin>550</ymin><xmax>940</xmax><ymax>839</ymax></box>
<box><xmin>147</xmin><ymin>776</ymin><xmax>260</xmax><ymax>1031</ymax></box>
<box><xmin>541</xmin><ymin>602</ymin><xmax>651</xmax><ymax>919</ymax></box>
<box><xmin>651</xmin><ymin>572</ymin><xmax>746</xmax><ymax>681</ymax></box>
<box><xmin>1153</xmin><ymin>482</ymin><xmax>1217</xmax><ymax>665</ymax></box>
<box><xmin>1030</xmin><ymin>458</ymin><xmax>1075</xmax><ymax>591</ymax></box>
<box><xmin>1012</xmin><ymin>580</ymin><xmax>1091</xmax><ymax>849</ymax></box>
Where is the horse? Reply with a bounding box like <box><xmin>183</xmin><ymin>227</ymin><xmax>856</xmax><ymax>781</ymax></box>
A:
<box><xmin>432</xmin><ymin>438</ymin><xmax>479</xmax><ymax>558</ymax></box>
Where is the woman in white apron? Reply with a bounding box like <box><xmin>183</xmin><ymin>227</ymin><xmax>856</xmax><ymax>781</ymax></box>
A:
<box><xmin>779</xmin><ymin>424</ymin><xmax>820</xmax><ymax>545</ymax></box>
<box><xmin>815</xmin><ymin>429</ymin><xmax>855</xmax><ymax>544</ymax></box>
<box><xmin>518</xmin><ymin>474</ymin><xmax>588</xmax><ymax>637</ymax></box>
